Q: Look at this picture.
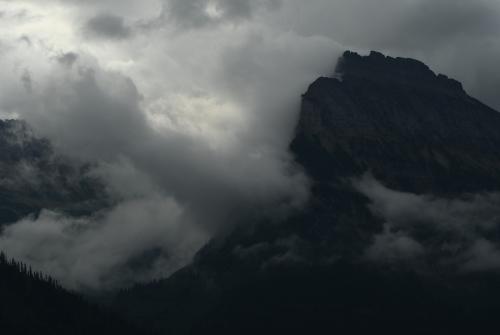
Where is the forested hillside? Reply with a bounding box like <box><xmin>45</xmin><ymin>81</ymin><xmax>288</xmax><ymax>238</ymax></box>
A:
<box><xmin>0</xmin><ymin>252</ymin><xmax>148</xmax><ymax>335</ymax></box>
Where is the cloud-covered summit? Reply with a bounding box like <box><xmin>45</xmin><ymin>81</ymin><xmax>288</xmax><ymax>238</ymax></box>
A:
<box><xmin>0</xmin><ymin>0</ymin><xmax>499</xmax><ymax>290</ymax></box>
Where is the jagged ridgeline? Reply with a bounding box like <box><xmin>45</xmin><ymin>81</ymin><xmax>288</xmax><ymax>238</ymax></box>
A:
<box><xmin>0</xmin><ymin>251</ymin><xmax>148</xmax><ymax>335</ymax></box>
<box><xmin>111</xmin><ymin>51</ymin><xmax>500</xmax><ymax>335</ymax></box>
<box><xmin>0</xmin><ymin>120</ymin><xmax>108</xmax><ymax>224</ymax></box>
<box><xmin>292</xmin><ymin>51</ymin><xmax>500</xmax><ymax>194</ymax></box>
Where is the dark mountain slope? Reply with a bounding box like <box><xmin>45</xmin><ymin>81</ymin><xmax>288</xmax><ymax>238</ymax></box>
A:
<box><xmin>0</xmin><ymin>252</ymin><xmax>148</xmax><ymax>335</ymax></box>
<box><xmin>292</xmin><ymin>50</ymin><xmax>500</xmax><ymax>194</ymax></box>
<box><xmin>112</xmin><ymin>51</ymin><xmax>500</xmax><ymax>334</ymax></box>
<box><xmin>0</xmin><ymin>120</ymin><xmax>107</xmax><ymax>224</ymax></box>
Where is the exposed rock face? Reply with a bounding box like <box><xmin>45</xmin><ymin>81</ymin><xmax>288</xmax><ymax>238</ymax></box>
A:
<box><xmin>292</xmin><ymin>51</ymin><xmax>500</xmax><ymax>194</ymax></box>
<box><xmin>0</xmin><ymin>120</ymin><xmax>107</xmax><ymax>224</ymax></box>
<box><xmin>112</xmin><ymin>52</ymin><xmax>500</xmax><ymax>334</ymax></box>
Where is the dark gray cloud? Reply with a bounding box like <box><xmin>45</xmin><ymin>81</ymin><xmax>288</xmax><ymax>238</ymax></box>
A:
<box><xmin>400</xmin><ymin>0</ymin><xmax>500</xmax><ymax>46</ymax></box>
<box><xmin>366</xmin><ymin>227</ymin><xmax>424</xmax><ymax>263</ymax></box>
<box><xmin>20</xmin><ymin>70</ymin><xmax>32</xmax><ymax>93</ymax></box>
<box><xmin>85</xmin><ymin>13</ymin><xmax>132</xmax><ymax>39</ymax></box>
<box><xmin>161</xmin><ymin>0</ymin><xmax>282</xmax><ymax>28</ymax></box>
<box><xmin>56</xmin><ymin>52</ymin><xmax>79</xmax><ymax>67</ymax></box>
<box><xmin>271</xmin><ymin>0</ymin><xmax>499</xmax><ymax>50</ymax></box>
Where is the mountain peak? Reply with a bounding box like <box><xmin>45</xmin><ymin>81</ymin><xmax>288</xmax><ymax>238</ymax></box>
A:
<box><xmin>335</xmin><ymin>50</ymin><xmax>465</xmax><ymax>96</ymax></box>
<box><xmin>293</xmin><ymin>50</ymin><xmax>500</xmax><ymax>194</ymax></box>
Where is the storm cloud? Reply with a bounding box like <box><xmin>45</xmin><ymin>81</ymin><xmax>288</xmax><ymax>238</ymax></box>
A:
<box><xmin>0</xmin><ymin>0</ymin><xmax>499</xmax><ymax>289</ymax></box>
<box><xmin>160</xmin><ymin>0</ymin><xmax>282</xmax><ymax>28</ymax></box>
<box><xmin>85</xmin><ymin>13</ymin><xmax>132</xmax><ymax>39</ymax></box>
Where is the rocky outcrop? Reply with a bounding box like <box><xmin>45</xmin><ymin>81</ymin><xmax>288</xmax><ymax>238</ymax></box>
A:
<box><xmin>292</xmin><ymin>51</ymin><xmax>500</xmax><ymax>194</ymax></box>
<box><xmin>0</xmin><ymin>120</ymin><xmax>107</xmax><ymax>224</ymax></box>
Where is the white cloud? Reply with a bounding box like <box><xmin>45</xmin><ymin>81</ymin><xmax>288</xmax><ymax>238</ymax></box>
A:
<box><xmin>355</xmin><ymin>176</ymin><xmax>500</xmax><ymax>272</ymax></box>
<box><xmin>0</xmin><ymin>197</ymin><xmax>208</xmax><ymax>290</ymax></box>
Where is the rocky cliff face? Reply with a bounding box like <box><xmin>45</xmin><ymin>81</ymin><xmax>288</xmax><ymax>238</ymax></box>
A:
<box><xmin>112</xmin><ymin>51</ymin><xmax>500</xmax><ymax>334</ymax></box>
<box><xmin>292</xmin><ymin>51</ymin><xmax>500</xmax><ymax>194</ymax></box>
<box><xmin>0</xmin><ymin>120</ymin><xmax>107</xmax><ymax>224</ymax></box>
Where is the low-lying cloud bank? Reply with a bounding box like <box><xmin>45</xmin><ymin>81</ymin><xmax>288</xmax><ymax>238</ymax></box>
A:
<box><xmin>356</xmin><ymin>176</ymin><xmax>500</xmax><ymax>273</ymax></box>
<box><xmin>0</xmin><ymin>198</ymin><xmax>207</xmax><ymax>291</ymax></box>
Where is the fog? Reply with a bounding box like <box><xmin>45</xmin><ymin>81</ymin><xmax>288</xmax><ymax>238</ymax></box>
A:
<box><xmin>356</xmin><ymin>176</ymin><xmax>500</xmax><ymax>272</ymax></box>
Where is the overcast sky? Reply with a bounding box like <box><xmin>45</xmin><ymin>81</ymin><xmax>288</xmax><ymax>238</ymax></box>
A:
<box><xmin>0</xmin><ymin>0</ymin><xmax>499</xmax><ymax>290</ymax></box>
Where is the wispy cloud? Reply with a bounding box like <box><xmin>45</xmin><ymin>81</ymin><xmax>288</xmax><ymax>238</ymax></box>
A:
<box><xmin>355</xmin><ymin>175</ymin><xmax>500</xmax><ymax>272</ymax></box>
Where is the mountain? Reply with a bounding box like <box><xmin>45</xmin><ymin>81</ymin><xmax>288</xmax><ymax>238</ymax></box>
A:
<box><xmin>0</xmin><ymin>120</ymin><xmax>107</xmax><ymax>225</ymax></box>
<box><xmin>111</xmin><ymin>51</ymin><xmax>500</xmax><ymax>334</ymax></box>
<box><xmin>292</xmin><ymin>50</ymin><xmax>500</xmax><ymax>194</ymax></box>
<box><xmin>0</xmin><ymin>252</ymin><xmax>148</xmax><ymax>335</ymax></box>
<box><xmin>0</xmin><ymin>121</ymin><xmax>141</xmax><ymax>334</ymax></box>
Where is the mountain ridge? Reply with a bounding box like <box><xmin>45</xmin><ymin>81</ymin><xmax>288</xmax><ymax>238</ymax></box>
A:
<box><xmin>110</xmin><ymin>51</ymin><xmax>500</xmax><ymax>334</ymax></box>
<box><xmin>335</xmin><ymin>51</ymin><xmax>466</xmax><ymax>96</ymax></box>
<box><xmin>292</xmin><ymin>50</ymin><xmax>500</xmax><ymax>194</ymax></box>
